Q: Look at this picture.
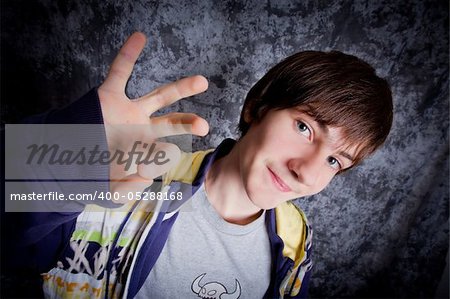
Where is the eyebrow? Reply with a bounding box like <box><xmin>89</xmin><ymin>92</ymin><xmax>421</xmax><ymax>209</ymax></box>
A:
<box><xmin>292</xmin><ymin>107</ymin><xmax>354</xmax><ymax>162</ymax></box>
<box><xmin>316</xmin><ymin>120</ymin><xmax>329</xmax><ymax>133</ymax></box>
<box><xmin>338</xmin><ymin>151</ymin><xmax>354</xmax><ymax>162</ymax></box>
<box><xmin>293</xmin><ymin>107</ymin><xmax>329</xmax><ymax>133</ymax></box>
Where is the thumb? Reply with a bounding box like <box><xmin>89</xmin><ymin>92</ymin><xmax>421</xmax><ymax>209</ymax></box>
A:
<box><xmin>137</xmin><ymin>142</ymin><xmax>181</xmax><ymax>179</ymax></box>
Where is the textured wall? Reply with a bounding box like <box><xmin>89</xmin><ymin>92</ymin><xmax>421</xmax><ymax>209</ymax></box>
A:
<box><xmin>1</xmin><ymin>0</ymin><xmax>448</xmax><ymax>297</ymax></box>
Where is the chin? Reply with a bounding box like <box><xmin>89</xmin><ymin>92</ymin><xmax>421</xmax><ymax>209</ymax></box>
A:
<box><xmin>245</xmin><ymin>176</ymin><xmax>283</xmax><ymax>210</ymax></box>
<box><xmin>248</xmin><ymin>193</ymin><xmax>279</xmax><ymax>210</ymax></box>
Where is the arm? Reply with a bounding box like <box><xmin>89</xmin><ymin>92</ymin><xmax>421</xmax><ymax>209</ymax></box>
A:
<box><xmin>2</xmin><ymin>31</ymin><xmax>210</xmax><ymax>296</ymax></box>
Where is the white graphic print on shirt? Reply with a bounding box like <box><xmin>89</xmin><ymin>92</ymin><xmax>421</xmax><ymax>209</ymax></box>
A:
<box><xmin>190</xmin><ymin>273</ymin><xmax>241</xmax><ymax>299</ymax></box>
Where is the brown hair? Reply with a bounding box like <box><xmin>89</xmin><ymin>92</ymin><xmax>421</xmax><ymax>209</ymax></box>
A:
<box><xmin>238</xmin><ymin>50</ymin><xmax>393</xmax><ymax>166</ymax></box>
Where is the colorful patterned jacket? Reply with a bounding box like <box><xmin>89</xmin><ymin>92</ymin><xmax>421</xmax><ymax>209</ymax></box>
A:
<box><xmin>3</xmin><ymin>88</ymin><xmax>313</xmax><ymax>298</ymax></box>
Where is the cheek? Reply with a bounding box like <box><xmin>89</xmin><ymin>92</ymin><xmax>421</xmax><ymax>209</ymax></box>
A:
<box><xmin>307</xmin><ymin>174</ymin><xmax>335</xmax><ymax>196</ymax></box>
<box><xmin>244</xmin><ymin>164</ymin><xmax>296</xmax><ymax>209</ymax></box>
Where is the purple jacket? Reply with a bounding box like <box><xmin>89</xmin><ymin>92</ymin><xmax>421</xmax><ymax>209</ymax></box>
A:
<box><xmin>2</xmin><ymin>88</ymin><xmax>312</xmax><ymax>298</ymax></box>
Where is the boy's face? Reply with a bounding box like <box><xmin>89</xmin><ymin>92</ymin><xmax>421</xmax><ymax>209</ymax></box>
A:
<box><xmin>237</xmin><ymin>107</ymin><xmax>358</xmax><ymax>209</ymax></box>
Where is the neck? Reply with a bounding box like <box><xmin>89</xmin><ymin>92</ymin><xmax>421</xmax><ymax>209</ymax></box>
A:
<box><xmin>204</xmin><ymin>141</ymin><xmax>263</xmax><ymax>225</ymax></box>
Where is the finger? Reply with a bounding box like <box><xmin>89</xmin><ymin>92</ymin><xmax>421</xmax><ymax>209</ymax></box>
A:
<box><xmin>150</xmin><ymin>113</ymin><xmax>209</xmax><ymax>137</ymax></box>
<box><xmin>102</xmin><ymin>32</ymin><xmax>147</xmax><ymax>94</ymax></box>
<box><xmin>136</xmin><ymin>75</ymin><xmax>208</xmax><ymax>115</ymax></box>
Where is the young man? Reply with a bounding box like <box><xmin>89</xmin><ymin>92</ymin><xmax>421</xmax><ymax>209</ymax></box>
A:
<box><xmin>2</xmin><ymin>32</ymin><xmax>392</xmax><ymax>298</ymax></box>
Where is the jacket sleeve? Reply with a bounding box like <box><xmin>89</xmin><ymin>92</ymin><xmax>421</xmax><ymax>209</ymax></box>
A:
<box><xmin>1</xmin><ymin>87</ymin><xmax>117</xmax><ymax>297</ymax></box>
<box><xmin>285</xmin><ymin>265</ymin><xmax>312</xmax><ymax>298</ymax></box>
<box><xmin>296</xmin><ymin>268</ymin><xmax>312</xmax><ymax>298</ymax></box>
<box><xmin>273</xmin><ymin>202</ymin><xmax>313</xmax><ymax>298</ymax></box>
<box><xmin>291</xmin><ymin>225</ymin><xmax>313</xmax><ymax>299</ymax></box>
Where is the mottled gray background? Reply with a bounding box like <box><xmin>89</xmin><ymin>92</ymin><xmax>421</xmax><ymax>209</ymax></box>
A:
<box><xmin>1</xmin><ymin>0</ymin><xmax>448</xmax><ymax>298</ymax></box>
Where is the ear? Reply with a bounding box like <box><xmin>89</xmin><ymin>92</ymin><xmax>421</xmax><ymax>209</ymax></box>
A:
<box><xmin>243</xmin><ymin>107</ymin><xmax>252</xmax><ymax>123</ymax></box>
<box><xmin>242</xmin><ymin>99</ymin><xmax>258</xmax><ymax>124</ymax></box>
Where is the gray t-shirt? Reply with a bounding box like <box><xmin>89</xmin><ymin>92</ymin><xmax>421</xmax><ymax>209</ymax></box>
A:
<box><xmin>135</xmin><ymin>183</ymin><xmax>272</xmax><ymax>298</ymax></box>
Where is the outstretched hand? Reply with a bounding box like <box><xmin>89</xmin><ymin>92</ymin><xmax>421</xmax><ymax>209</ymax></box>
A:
<box><xmin>97</xmin><ymin>32</ymin><xmax>209</xmax><ymax>202</ymax></box>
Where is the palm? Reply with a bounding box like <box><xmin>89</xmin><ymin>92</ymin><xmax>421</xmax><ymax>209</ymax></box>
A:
<box><xmin>96</xmin><ymin>32</ymin><xmax>210</xmax><ymax>201</ymax></box>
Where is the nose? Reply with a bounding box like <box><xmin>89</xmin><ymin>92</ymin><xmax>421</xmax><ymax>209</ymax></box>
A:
<box><xmin>288</xmin><ymin>155</ymin><xmax>322</xmax><ymax>187</ymax></box>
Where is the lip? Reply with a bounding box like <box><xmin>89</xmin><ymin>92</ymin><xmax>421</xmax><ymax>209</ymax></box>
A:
<box><xmin>268</xmin><ymin>167</ymin><xmax>292</xmax><ymax>192</ymax></box>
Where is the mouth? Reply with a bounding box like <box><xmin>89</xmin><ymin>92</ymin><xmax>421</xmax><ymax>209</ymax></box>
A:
<box><xmin>268</xmin><ymin>167</ymin><xmax>292</xmax><ymax>192</ymax></box>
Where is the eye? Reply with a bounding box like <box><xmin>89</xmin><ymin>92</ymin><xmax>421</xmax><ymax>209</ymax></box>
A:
<box><xmin>327</xmin><ymin>156</ymin><xmax>342</xmax><ymax>170</ymax></box>
<box><xmin>296</xmin><ymin>121</ymin><xmax>311</xmax><ymax>139</ymax></box>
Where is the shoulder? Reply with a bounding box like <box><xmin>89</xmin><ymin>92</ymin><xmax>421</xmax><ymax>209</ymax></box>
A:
<box><xmin>275</xmin><ymin>202</ymin><xmax>313</xmax><ymax>265</ymax></box>
<box><xmin>163</xmin><ymin>149</ymin><xmax>215</xmax><ymax>185</ymax></box>
<box><xmin>275</xmin><ymin>202</ymin><xmax>313</xmax><ymax>297</ymax></box>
